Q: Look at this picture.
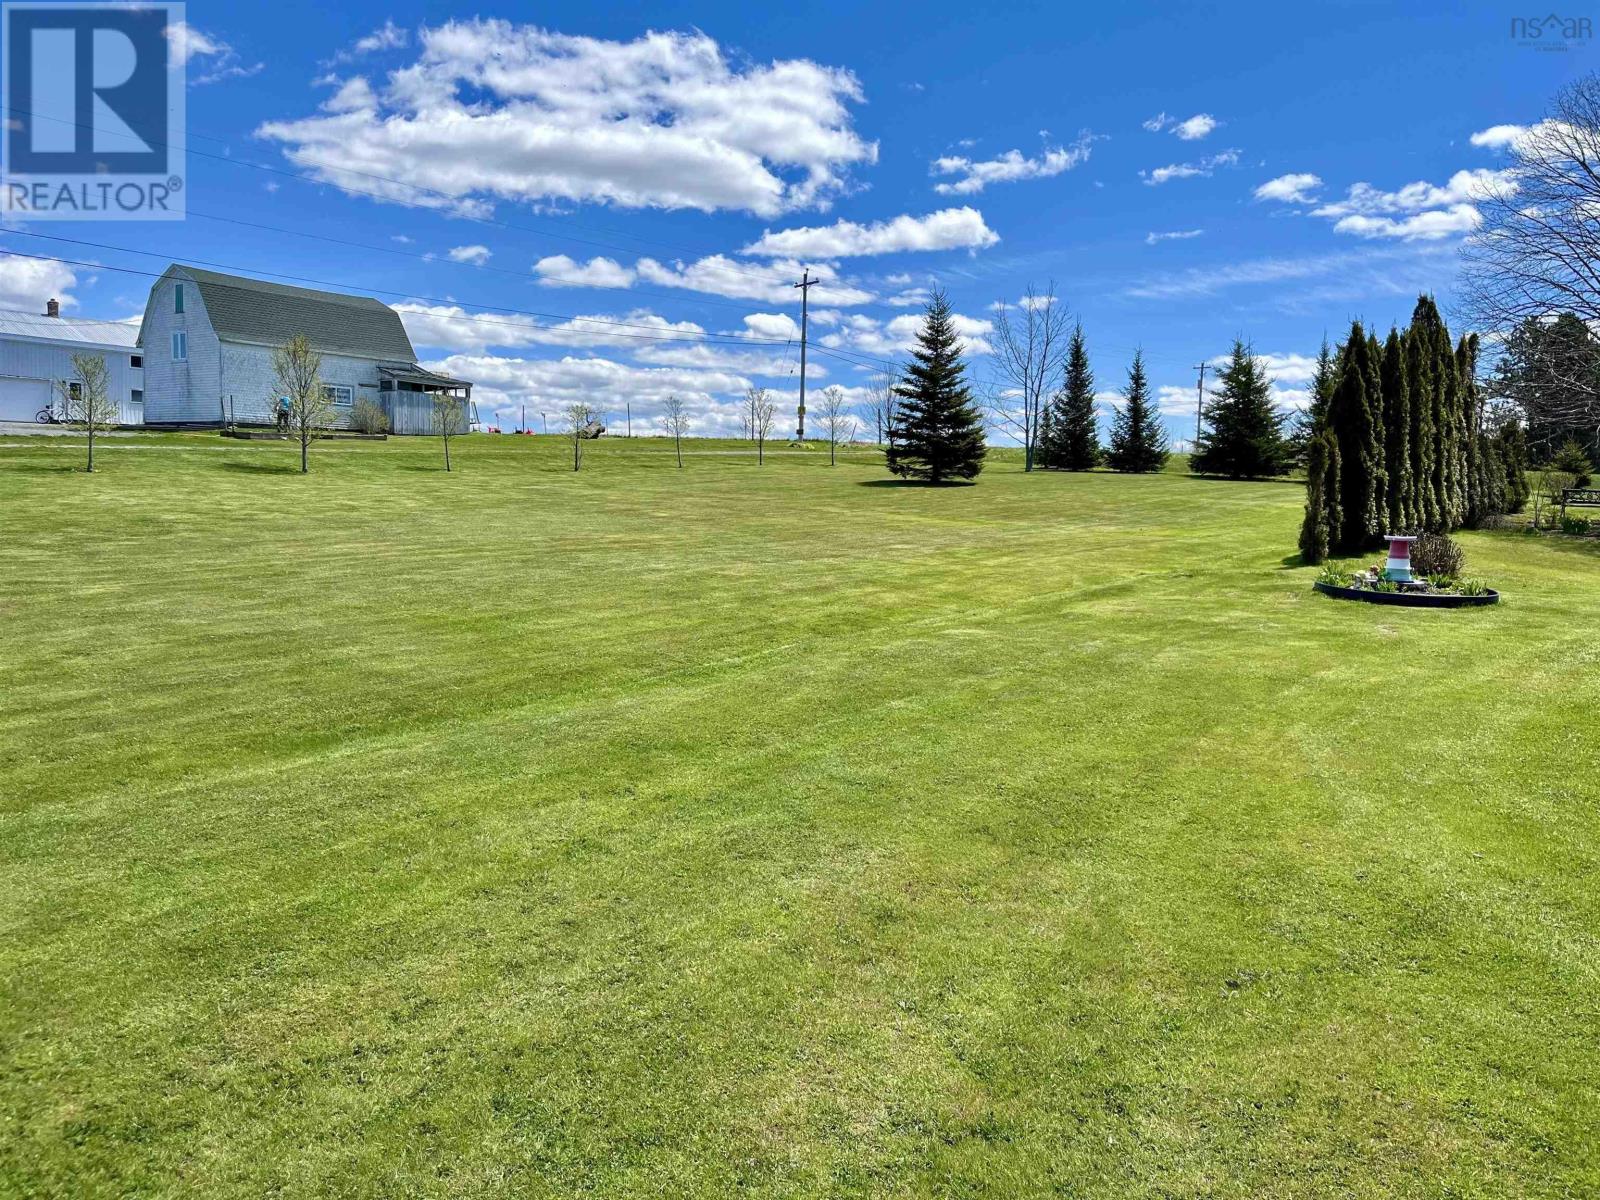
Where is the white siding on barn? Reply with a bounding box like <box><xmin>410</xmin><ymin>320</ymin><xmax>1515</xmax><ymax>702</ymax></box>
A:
<box><xmin>219</xmin><ymin>344</ymin><xmax>382</xmax><ymax>429</ymax></box>
<box><xmin>141</xmin><ymin>275</ymin><xmax>223</xmax><ymax>424</ymax></box>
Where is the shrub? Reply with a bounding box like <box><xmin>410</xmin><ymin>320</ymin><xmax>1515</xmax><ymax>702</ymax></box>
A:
<box><xmin>1560</xmin><ymin>514</ymin><xmax>1593</xmax><ymax>536</ymax></box>
<box><xmin>350</xmin><ymin>397</ymin><xmax>389</xmax><ymax>435</ymax></box>
<box><xmin>1315</xmin><ymin>565</ymin><xmax>1350</xmax><ymax>587</ymax></box>
<box><xmin>1551</xmin><ymin>438</ymin><xmax>1593</xmax><ymax>488</ymax></box>
<box><xmin>1411</xmin><ymin>531</ymin><xmax>1465</xmax><ymax>578</ymax></box>
<box><xmin>1457</xmin><ymin>578</ymin><xmax>1490</xmax><ymax>597</ymax></box>
<box><xmin>1425</xmin><ymin>572</ymin><xmax>1458</xmax><ymax>591</ymax></box>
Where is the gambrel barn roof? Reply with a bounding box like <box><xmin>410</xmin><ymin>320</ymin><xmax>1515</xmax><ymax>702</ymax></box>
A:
<box><xmin>138</xmin><ymin>266</ymin><xmax>419</xmax><ymax>361</ymax></box>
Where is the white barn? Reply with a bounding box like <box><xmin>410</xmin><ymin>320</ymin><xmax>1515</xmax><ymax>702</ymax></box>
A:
<box><xmin>137</xmin><ymin>266</ymin><xmax>472</xmax><ymax>433</ymax></box>
<box><xmin>0</xmin><ymin>302</ymin><xmax>144</xmax><ymax>425</ymax></box>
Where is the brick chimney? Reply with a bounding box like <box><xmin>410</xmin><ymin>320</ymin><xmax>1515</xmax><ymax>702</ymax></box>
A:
<box><xmin>45</xmin><ymin>298</ymin><xmax>59</xmax><ymax>318</ymax></box>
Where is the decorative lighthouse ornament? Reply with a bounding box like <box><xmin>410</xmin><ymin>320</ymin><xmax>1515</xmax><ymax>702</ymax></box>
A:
<box><xmin>1383</xmin><ymin>534</ymin><xmax>1417</xmax><ymax>582</ymax></box>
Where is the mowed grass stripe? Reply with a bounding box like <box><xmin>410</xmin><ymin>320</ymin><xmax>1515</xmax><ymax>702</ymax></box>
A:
<box><xmin>2</xmin><ymin>432</ymin><xmax>1597</xmax><ymax>1197</ymax></box>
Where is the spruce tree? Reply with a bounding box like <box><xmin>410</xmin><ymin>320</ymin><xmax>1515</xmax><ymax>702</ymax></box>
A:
<box><xmin>1105</xmin><ymin>350</ymin><xmax>1169</xmax><ymax>473</ymax></box>
<box><xmin>885</xmin><ymin>290</ymin><xmax>987</xmax><ymax>484</ymax></box>
<box><xmin>1379</xmin><ymin>329</ymin><xmax>1412</xmax><ymax>531</ymax></box>
<box><xmin>1299</xmin><ymin>428</ymin><xmax>1341</xmax><ymax>563</ymax></box>
<box><xmin>1052</xmin><ymin>323</ymin><xmax>1100</xmax><ymax>470</ymax></box>
<box><xmin>1308</xmin><ymin>337</ymin><xmax>1335</xmax><ymax>430</ymax></box>
<box><xmin>1190</xmin><ymin>339</ymin><xmax>1290</xmax><ymax>478</ymax></box>
<box><xmin>1327</xmin><ymin>323</ymin><xmax>1385</xmax><ymax>554</ymax></box>
<box><xmin>1498</xmin><ymin>420</ymin><xmax>1532</xmax><ymax>511</ymax></box>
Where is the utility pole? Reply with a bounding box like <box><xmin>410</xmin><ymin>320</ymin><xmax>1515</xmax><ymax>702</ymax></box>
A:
<box><xmin>794</xmin><ymin>268</ymin><xmax>817</xmax><ymax>440</ymax></box>
<box><xmin>541</xmin><ymin>411</ymin><xmax>547</xmax><ymax>434</ymax></box>
<box><xmin>1192</xmin><ymin>361</ymin><xmax>1209</xmax><ymax>451</ymax></box>
<box><xmin>520</xmin><ymin>403</ymin><xmax>525</xmax><ymax>434</ymax></box>
<box><xmin>626</xmin><ymin>401</ymin><xmax>632</xmax><ymax>438</ymax></box>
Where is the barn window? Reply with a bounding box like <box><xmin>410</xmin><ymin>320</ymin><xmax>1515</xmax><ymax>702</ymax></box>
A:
<box><xmin>174</xmin><ymin>284</ymin><xmax>184</xmax><ymax>314</ymax></box>
<box><xmin>172</xmin><ymin>331</ymin><xmax>187</xmax><ymax>361</ymax></box>
<box><xmin>131</xmin><ymin>355</ymin><xmax>142</xmax><ymax>368</ymax></box>
<box><xmin>322</xmin><ymin>384</ymin><xmax>354</xmax><ymax>407</ymax></box>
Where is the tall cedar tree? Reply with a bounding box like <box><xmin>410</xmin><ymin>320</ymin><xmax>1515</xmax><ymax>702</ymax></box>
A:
<box><xmin>1190</xmin><ymin>339</ymin><xmax>1290</xmax><ymax>478</ymax></box>
<box><xmin>1379</xmin><ymin>329</ymin><xmax>1412</xmax><ymax>531</ymax></box>
<box><xmin>1403</xmin><ymin>301</ymin><xmax>1440</xmax><ymax>530</ymax></box>
<box><xmin>1432</xmin><ymin>313</ymin><xmax>1465</xmax><ymax>528</ymax></box>
<box><xmin>1106</xmin><ymin>350</ymin><xmax>1169</xmax><ymax>473</ymax></box>
<box><xmin>1048</xmin><ymin>323</ymin><xmax>1100</xmax><ymax>470</ymax></box>
<box><xmin>1498</xmin><ymin>420</ymin><xmax>1532</xmax><ymax>511</ymax></box>
<box><xmin>1290</xmin><ymin>336</ymin><xmax>1336</xmax><ymax>464</ymax></box>
<box><xmin>886</xmin><ymin>290</ymin><xmax>987</xmax><ymax>483</ymax></box>
<box><xmin>1328</xmin><ymin>323</ymin><xmax>1385</xmax><ymax>553</ymax></box>
<box><xmin>1299</xmin><ymin>428</ymin><xmax>1341</xmax><ymax>563</ymax></box>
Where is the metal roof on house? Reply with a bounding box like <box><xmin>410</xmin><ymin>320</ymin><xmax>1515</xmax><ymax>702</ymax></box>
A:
<box><xmin>167</xmin><ymin>267</ymin><xmax>418</xmax><ymax>361</ymax></box>
<box><xmin>0</xmin><ymin>308</ymin><xmax>140</xmax><ymax>352</ymax></box>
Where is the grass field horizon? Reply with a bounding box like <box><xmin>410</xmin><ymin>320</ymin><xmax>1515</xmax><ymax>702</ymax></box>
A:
<box><xmin>3</xmin><ymin>431</ymin><xmax>1597</xmax><ymax>1197</ymax></box>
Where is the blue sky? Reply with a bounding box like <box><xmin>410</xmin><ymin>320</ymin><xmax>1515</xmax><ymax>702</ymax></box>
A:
<box><xmin>2</xmin><ymin>2</ymin><xmax>1590</xmax><ymax>440</ymax></box>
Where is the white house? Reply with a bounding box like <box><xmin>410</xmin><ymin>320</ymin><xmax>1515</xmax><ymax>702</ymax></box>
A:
<box><xmin>0</xmin><ymin>301</ymin><xmax>144</xmax><ymax>424</ymax></box>
<box><xmin>137</xmin><ymin>266</ymin><xmax>472</xmax><ymax>433</ymax></box>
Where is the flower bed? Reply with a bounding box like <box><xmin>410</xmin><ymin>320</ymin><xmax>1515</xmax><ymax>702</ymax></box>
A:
<box><xmin>1313</xmin><ymin>565</ymin><xmax>1499</xmax><ymax>607</ymax></box>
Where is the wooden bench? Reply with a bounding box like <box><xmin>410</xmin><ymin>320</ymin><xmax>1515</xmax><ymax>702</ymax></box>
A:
<box><xmin>1560</xmin><ymin>488</ymin><xmax>1600</xmax><ymax>522</ymax></box>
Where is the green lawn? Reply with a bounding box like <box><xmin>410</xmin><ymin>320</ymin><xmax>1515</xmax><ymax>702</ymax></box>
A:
<box><xmin>2</xmin><ymin>431</ymin><xmax>1597</xmax><ymax>1198</ymax></box>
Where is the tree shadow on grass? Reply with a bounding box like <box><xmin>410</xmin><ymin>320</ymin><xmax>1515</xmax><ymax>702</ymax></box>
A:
<box><xmin>1</xmin><ymin>462</ymin><xmax>80</xmax><ymax>473</ymax></box>
<box><xmin>221</xmin><ymin>459</ymin><xmax>300</xmax><ymax>475</ymax></box>
<box><xmin>857</xmin><ymin>478</ymin><xmax>977</xmax><ymax>488</ymax></box>
<box><xmin>1181</xmin><ymin>472</ymin><xmax>1306</xmax><ymax>487</ymax></box>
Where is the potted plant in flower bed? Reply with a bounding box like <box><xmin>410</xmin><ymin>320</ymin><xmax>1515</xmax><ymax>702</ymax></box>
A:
<box><xmin>1312</xmin><ymin>533</ymin><xmax>1500</xmax><ymax>607</ymax></box>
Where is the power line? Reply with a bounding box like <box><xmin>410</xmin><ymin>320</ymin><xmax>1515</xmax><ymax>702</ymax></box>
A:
<box><xmin>0</xmin><ymin>233</ymin><xmax>814</xmax><ymax>352</ymax></box>
<box><xmin>7</xmin><ymin>103</ymin><xmax>796</xmax><ymax>286</ymax></box>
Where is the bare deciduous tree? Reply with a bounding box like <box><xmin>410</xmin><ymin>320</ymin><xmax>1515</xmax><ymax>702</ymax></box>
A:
<box><xmin>990</xmin><ymin>282</ymin><xmax>1071</xmax><ymax>471</ymax></box>
<box><xmin>745</xmin><ymin>386</ymin><xmax>776</xmax><ymax>464</ymax></box>
<box><xmin>270</xmin><ymin>334</ymin><xmax>333</xmax><ymax>474</ymax></box>
<box><xmin>55</xmin><ymin>352</ymin><xmax>118</xmax><ymax>473</ymax></box>
<box><xmin>565</xmin><ymin>402</ymin><xmax>596</xmax><ymax>472</ymax></box>
<box><xmin>818</xmin><ymin>385</ymin><xmax>856</xmax><ymax>466</ymax></box>
<box><xmin>431</xmin><ymin>391</ymin><xmax>467</xmax><ymax>472</ymax></box>
<box><xmin>1461</xmin><ymin>75</ymin><xmax>1600</xmax><ymax>442</ymax></box>
<box><xmin>660</xmin><ymin>394</ymin><xmax>690</xmax><ymax>468</ymax></box>
<box><xmin>862</xmin><ymin>370</ymin><xmax>899</xmax><ymax>446</ymax></box>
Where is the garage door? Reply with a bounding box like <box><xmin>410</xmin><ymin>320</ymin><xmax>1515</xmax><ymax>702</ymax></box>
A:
<box><xmin>0</xmin><ymin>376</ymin><xmax>52</xmax><ymax>422</ymax></box>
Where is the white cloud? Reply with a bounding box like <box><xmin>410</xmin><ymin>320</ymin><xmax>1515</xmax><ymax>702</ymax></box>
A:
<box><xmin>636</xmin><ymin>256</ymin><xmax>874</xmax><ymax>306</ymax></box>
<box><xmin>165</xmin><ymin>21</ymin><xmax>223</xmax><ymax>66</ymax></box>
<box><xmin>821</xmin><ymin>311</ymin><xmax>993</xmax><ymax>359</ymax></box>
<box><xmin>322</xmin><ymin>77</ymin><xmax>378</xmax><ymax>114</ymax></box>
<box><xmin>533</xmin><ymin>252</ymin><xmax>871</xmax><ymax>305</ymax></box>
<box><xmin>0</xmin><ymin>253</ymin><xmax>76</xmax><ymax>312</ymax></box>
<box><xmin>1329</xmin><ymin>205</ymin><xmax>1483</xmax><ymax>241</ymax></box>
<box><xmin>1311</xmin><ymin>169</ymin><xmax>1515</xmax><ymax>218</ymax></box>
<box><xmin>533</xmin><ymin>255</ymin><xmax>638</xmax><ymax>289</ymax></box>
<box><xmin>433</xmin><ymin>353</ymin><xmax>759</xmax><ymax>436</ymax></box>
<box><xmin>398</xmin><ymin>304</ymin><xmax>717</xmax><ymax>354</ymax></box>
<box><xmin>929</xmin><ymin>133</ymin><xmax>1097</xmax><ymax>194</ymax></box>
<box><xmin>1254</xmin><ymin>172</ymin><xmax>1322</xmax><ymax>203</ymax></box>
<box><xmin>447</xmin><ymin>244</ymin><xmax>492</xmax><ymax>265</ymax></box>
<box><xmin>1467</xmin><ymin>122</ymin><xmax>1571</xmax><ymax>153</ymax></box>
<box><xmin>1146</xmin><ymin>229</ymin><xmax>1204</xmax><ymax>245</ymax></box>
<box><xmin>1144</xmin><ymin>112</ymin><xmax>1218</xmax><ymax>140</ymax></box>
<box><xmin>259</xmin><ymin>21</ymin><xmax>876</xmax><ymax>217</ymax></box>
<box><xmin>165</xmin><ymin>20</ymin><xmax>262</xmax><ymax>84</ymax></box>
<box><xmin>741</xmin><ymin>312</ymin><xmax>801</xmax><ymax>339</ymax></box>
<box><xmin>353</xmin><ymin>20</ymin><xmax>408</xmax><ymax>56</ymax></box>
<box><xmin>1172</xmin><ymin>114</ymin><xmax>1218</xmax><ymax>141</ymax></box>
<box><xmin>742</xmin><ymin>207</ymin><xmax>998</xmax><ymax>257</ymax></box>
<box><xmin>1140</xmin><ymin>149</ymin><xmax>1240</xmax><ymax>185</ymax></box>
<box><xmin>1310</xmin><ymin>168</ymin><xmax>1516</xmax><ymax>241</ymax></box>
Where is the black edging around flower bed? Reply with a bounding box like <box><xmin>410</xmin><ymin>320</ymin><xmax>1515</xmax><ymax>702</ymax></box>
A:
<box><xmin>1313</xmin><ymin>580</ymin><xmax>1500</xmax><ymax>608</ymax></box>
